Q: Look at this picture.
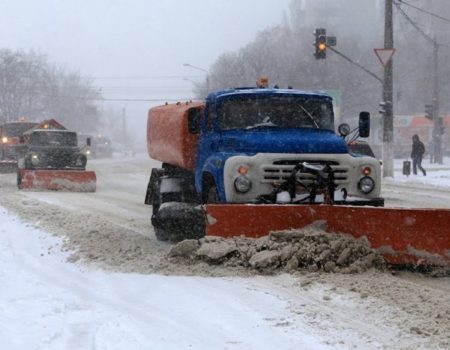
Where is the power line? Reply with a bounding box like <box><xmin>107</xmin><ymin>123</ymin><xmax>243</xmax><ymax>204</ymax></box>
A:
<box><xmin>99</xmin><ymin>86</ymin><xmax>194</xmax><ymax>90</ymax></box>
<box><xmin>395</xmin><ymin>1</ymin><xmax>450</xmax><ymax>49</ymax></box>
<box><xmin>100</xmin><ymin>97</ymin><xmax>196</xmax><ymax>102</ymax></box>
<box><xmin>82</xmin><ymin>75</ymin><xmax>204</xmax><ymax>80</ymax></box>
<box><xmin>8</xmin><ymin>89</ymin><xmax>196</xmax><ymax>103</ymax></box>
<box><xmin>397</xmin><ymin>0</ymin><xmax>450</xmax><ymax>24</ymax></box>
<box><xmin>394</xmin><ymin>1</ymin><xmax>435</xmax><ymax>42</ymax></box>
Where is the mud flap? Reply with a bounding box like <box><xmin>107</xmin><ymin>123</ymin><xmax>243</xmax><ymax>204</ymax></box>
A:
<box><xmin>204</xmin><ymin>204</ymin><xmax>450</xmax><ymax>267</ymax></box>
<box><xmin>18</xmin><ymin>169</ymin><xmax>96</xmax><ymax>192</ymax></box>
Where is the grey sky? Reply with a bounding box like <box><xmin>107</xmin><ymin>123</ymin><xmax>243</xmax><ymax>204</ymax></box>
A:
<box><xmin>0</xmin><ymin>0</ymin><xmax>291</xmax><ymax>140</ymax></box>
<box><xmin>0</xmin><ymin>1</ymin><xmax>289</xmax><ymax>82</ymax></box>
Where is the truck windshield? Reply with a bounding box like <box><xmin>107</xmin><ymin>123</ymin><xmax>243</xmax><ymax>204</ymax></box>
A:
<box><xmin>30</xmin><ymin>131</ymin><xmax>78</xmax><ymax>146</ymax></box>
<box><xmin>219</xmin><ymin>95</ymin><xmax>334</xmax><ymax>131</ymax></box>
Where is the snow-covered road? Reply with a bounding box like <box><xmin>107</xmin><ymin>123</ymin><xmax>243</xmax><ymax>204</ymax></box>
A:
<box><xmin>3</xmin><ymin>208</ymin><xmax>449</xmax><ymax>350</ymax></box>
<box><xmin>0</xmin><ymin>154</ymin><xmax>449</xmax><ymax>349</ymax></box>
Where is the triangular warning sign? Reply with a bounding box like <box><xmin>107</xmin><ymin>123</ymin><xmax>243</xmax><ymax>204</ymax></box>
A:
<box><xmin>374</xmin><ymin>48</ymin><xmax>396</xmax><ymax>67</ymax></box>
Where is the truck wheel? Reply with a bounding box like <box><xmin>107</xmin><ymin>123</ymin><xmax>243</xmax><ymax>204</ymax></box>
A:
<box><xmin>150</xmin><ymin>169</ymin><xmax>170</xmax><ymax>241</ymax></box>
<box><xmin>207</xmin><ymin>186</ymin><xmax>219</xmax><ymax>203</ymax></box>
<box><xmin>205</xmin><ymin>185</ymin><xmax>219</xmax><ymax>204</ymax></box>
<box><xmin>149</xmin><ymin>169</ymin><xmax>165</xmax><ymax>214</ymax></box>
<box><xmin>202</xmin><ymin>174</ymin><xmax>220</xmax><ymax>204</ymax></box>
<box><xmin>154</xmin><ymin>227</ymin><xmax>169</xmax><ymax>241</ymax></box>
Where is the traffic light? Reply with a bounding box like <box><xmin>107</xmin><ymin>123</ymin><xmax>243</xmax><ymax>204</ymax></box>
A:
<box><xmin>314</xmin><ymin>28</ymin><xmax>327</xmax><ymax>59</ymax></box>
<box><xmin>425</xmin><ymin>104</ymin><xmax>434</xmax><ymax>120</ymax></box>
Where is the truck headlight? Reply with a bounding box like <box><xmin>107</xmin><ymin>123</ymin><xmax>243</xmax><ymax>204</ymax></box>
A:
<box><xmin>30</xmin><ymin>153</ymin><xmax>40</xmax><ymax>166</ymax></box>
<box><xmin>358</xmin><ymin>176</ymin><xmax>375</xmax><ymax>194</ymax></box>
<box><xmin>2</xmin><ymin>136</ymin><xmax>8</xmax><ymax>144</ymax></box>
<box><xmin>234</xmin><ymin>175</ymin><xmax>251</xmax><ymax>193</ymax></box>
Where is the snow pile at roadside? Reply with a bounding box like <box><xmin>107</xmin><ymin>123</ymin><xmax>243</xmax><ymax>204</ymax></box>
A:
<box><xmin>167</xmin><ymin>222</ymin><xmax>386</xmax><ymax>274</ymax></box>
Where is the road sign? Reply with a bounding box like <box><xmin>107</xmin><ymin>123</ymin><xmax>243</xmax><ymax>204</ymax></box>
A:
<box><xmin>374</xmin><ymin>48</ymin><xmax>396</xmax><ymax>67</ymax></box>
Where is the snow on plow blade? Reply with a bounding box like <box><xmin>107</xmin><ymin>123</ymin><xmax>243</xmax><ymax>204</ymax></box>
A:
<box><xmin>18</xmin><ymin>169</ymin><xmax>96</xmax><ymax>192</ymax></box>
<box><xmin>204</xmin><ymin>204</ymin><xmax>450</xmax><ymax>267</ymax></box>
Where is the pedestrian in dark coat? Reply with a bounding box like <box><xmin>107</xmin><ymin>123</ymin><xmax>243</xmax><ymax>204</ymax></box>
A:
<box><xmin>411</xmin><ymin>134</ymin><xmax>426</xmax><ymax>176</ymax></box>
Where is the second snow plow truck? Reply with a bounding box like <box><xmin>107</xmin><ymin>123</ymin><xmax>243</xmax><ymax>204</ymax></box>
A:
<box><xmin>17</xmin><ymin>121</ymin><xmax>96</xmax><ymax>191</ymax></box>
<box><xmin>145</xmin><ymin>79</ymin><xmax>450</xmax><ymax>267</ymax></box>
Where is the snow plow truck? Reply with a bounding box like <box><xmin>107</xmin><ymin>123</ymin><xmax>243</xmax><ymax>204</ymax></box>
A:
<box><xmin>145</xmin><ymin>78</ymin><xmax>450</xmax><ymax>267</ymax></box>
<box><xmin>17</xmin><ymin>119</ymin><xmax>96</xmax><ymax>191</ymax></box>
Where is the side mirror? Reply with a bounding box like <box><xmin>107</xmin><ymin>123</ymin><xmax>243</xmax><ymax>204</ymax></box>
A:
<box><xmin>188</xmin><ymin>108</ymin><xmax>201</xmax><ymax>134</ymax></box>
<box><xmin>86</xmin><ymin>137</ymin><xmax>91</xmax><ymax>147</ymax></box>
<box><xmin>358</xmin><ymin>111</ymin><xmax>370</xmax><ymax>138</ymax></box>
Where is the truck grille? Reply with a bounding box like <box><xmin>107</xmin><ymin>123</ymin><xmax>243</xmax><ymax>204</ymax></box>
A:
<box><xmin>261</xmin><ymin>159</ymin><xmax>349</xmax><ymax>184</ymax></box>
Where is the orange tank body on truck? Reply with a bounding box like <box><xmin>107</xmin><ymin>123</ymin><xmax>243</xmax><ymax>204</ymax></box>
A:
<box><xmin>147</xmin><ymin>101</ymin><xmax>204</xmax><ymax>171</ymax></box>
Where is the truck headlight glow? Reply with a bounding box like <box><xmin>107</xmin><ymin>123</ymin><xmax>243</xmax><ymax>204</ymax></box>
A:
<box><xmin>234</xmin><ymin>175</ymin><xmax>251</xmax><ymax>193</ymax></box>
<box><xmin>358</xmin><ymin>176</ymin><xmax>375</xmax><ymax>194</ymax></box>
<box><xmin>30</xmin><ymin>153</ymin><xmax>39</xmax><ymax>166</ymax></box>
<box><xmin>1</xmin><ymin>136</ymin><xmax>8</xmax><ymax>144</ymax></box>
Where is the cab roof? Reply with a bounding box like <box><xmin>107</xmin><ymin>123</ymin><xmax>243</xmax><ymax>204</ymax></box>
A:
<box><xmin>206</xmin><ymin>87</ymin><xmax>332</xmax><ymax>102</ymax></box>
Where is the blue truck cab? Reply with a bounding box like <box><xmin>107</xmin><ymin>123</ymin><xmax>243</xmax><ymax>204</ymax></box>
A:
<box><xmin>191</xmin><ymin>85</ymin><xmax>382</xmax><ymax>205</ymax></box>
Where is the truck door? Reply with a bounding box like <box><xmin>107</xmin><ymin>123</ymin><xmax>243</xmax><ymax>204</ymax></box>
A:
<box><xmin>194</xmin><ymin>101</ymin><xmax>223</xmax><ymax>195</ymax></box>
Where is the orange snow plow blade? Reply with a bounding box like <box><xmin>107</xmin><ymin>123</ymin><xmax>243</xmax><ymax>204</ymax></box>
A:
<box><xmin>204</xmin><ymin>204</ymin><xmax>450</xmax><ymax>267</ymax></box>
<box><xmin>18</xmin><ymin>169</ymin><xmax>96</xmax><ymax>192</ymax></box>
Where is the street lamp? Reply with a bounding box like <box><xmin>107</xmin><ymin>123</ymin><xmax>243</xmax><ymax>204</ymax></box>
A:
<box><xmin>183</xmin><ymin>63</ymin><xmax>210</xmax><ymax>94</ymax></box>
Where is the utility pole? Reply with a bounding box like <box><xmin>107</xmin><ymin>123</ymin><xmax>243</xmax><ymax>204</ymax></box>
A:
<box><xmin>382</xmin><ymin>0</ymin><xmax>394</xmax><ymax>177</ymax></box>
<box><xmin>122</xmin><ymin>107</ymin><xmax>127</xmax><ymax>146</ymax></box>
<box><xmin>432</xmin><ymin>36</ymin><xmax>443</xmax><ymax>164</ymax></box>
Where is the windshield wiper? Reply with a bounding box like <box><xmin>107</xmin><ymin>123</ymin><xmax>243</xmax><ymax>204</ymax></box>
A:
<box><xmin>298</xmin><ymin>105</ymin><xmax>319</xmax><ymax>128</ymax></box>
<box><xmin>246</xmin><ymin>121</ymin><xmax>277</xmax><ymax>130</ymax></box>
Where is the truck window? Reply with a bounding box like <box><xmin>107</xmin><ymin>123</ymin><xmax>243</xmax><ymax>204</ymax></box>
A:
<box><xmin>219</xmin><ymin>95</ymin><xmax>334</xmax><ymax>131</ymax></box>
<box><xmin>31</xmin><ymin>131</ymin><xmax>78</xmax><ymax>146</ymax></box>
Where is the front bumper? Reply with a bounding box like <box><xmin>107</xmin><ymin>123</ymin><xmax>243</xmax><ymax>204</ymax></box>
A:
<box><xmin>223</xmin><ymin>153</ymin><xmax>382</xmax><ymax>203</ymax></box>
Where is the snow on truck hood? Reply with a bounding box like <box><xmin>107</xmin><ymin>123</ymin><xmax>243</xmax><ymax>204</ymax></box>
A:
<box><xmin>219</xmin><ymin>128</ymin><xmax>348</xmax><ymax>154</ymax></box>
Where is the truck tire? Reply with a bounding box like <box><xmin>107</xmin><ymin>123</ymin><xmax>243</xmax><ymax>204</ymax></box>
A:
<box><xmin>205</xmin><ymin>185</ymin><xmax>219</xmax><ymax>203</ymax></box>
<box><xmin>202</xmin><ymin>174</ymin><xmax>219</xmax><ymax>204</ymax></box>
<box><xmin>154</xmin><ymin>226</ymin><xmax>170</xmax><ymax>241</ymax></box>
<box><xmin>150</xmin><ymin>166</ymin><xmax>201</xmax><ymax>241</ymax></box>
<box><xmin>149</xmin><ymin>169</ymin><xmax>170</xmax><ymax>241</ymax></box>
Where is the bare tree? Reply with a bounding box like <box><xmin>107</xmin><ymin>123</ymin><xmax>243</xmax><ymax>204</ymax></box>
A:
<box><xmin>46</xmin><ymin>69</ymin><xmax>101</xmax><ymax>132</ymax></box>
<box><xmin>0</xmin><ymin>49</ymin><xmax>101</xmax><ymax>132</ymax></box>
<box><xmin>0</xmin><ymin>50</ymin><xmax>52</xmax><ymax>122</ymax></box>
